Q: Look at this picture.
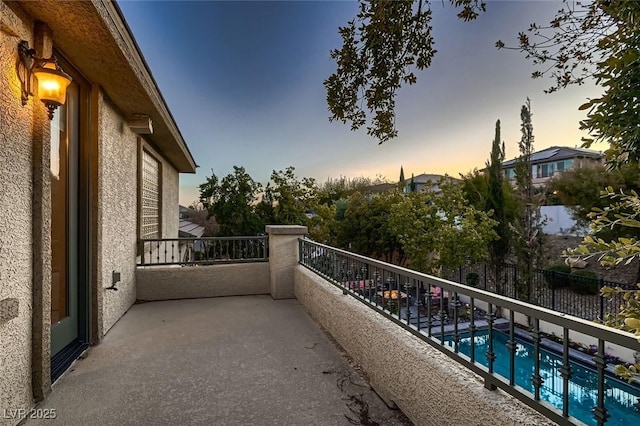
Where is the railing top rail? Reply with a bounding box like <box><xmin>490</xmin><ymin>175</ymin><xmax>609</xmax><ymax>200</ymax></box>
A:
<box><xmin>139</xmin><ymin>236</ymin><xmax>268</xmax><ymax>242</ymax></box>
<box><xmin>299</xmin><ymin>238</ymin><xmax>639</xmax><ymax>348</ymax></box>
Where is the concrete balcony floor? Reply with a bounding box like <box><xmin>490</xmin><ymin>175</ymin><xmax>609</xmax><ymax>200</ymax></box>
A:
<box><xmin>26</xmin><ymin>296</ymin><xmax>411</xmax><ymax>425</ymax></box>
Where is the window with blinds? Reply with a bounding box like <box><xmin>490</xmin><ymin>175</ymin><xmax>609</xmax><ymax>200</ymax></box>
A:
<box><xmin>141</xmin><ymin>150</ymin><xmax>160</xmax><ymax>239</ymax></box>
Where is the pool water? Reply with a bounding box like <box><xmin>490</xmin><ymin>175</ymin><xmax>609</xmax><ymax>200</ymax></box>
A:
<box><xmin>443</xmin><ymin>330</ymin><xmax>640</xmax><ymax>425</ymax></box>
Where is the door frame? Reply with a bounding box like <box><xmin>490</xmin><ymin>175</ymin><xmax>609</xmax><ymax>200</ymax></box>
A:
<box><xmin>49</xmin><ymin>52</ymin><xmax>91</xmax><ymax>381</ymax></box>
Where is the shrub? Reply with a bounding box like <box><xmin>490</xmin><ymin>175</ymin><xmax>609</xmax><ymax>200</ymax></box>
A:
<box><xmin>569</xmin><ymin>270</ymin><xmax>599</xmax><ymax>295</ymax></box>
<box><xmin>466</xmin><ymin>272</ymin><xmax>480</xmax><ymax>287</ymax></box>
<box><xmin>543</xmin><ymin>264</ymin><xmax>572</xmax><ymax>288</ymax></box>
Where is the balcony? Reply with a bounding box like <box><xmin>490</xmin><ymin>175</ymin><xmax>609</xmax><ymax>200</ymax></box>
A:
<box><xmin>30</xmin><ymin>226</ymin><xmax>639</xmax><ymax>425</ymax></box>
<box><xmin>24</xmin><ymin>296</ymin><xmax>410</xmax><ymax>425</ymax></box>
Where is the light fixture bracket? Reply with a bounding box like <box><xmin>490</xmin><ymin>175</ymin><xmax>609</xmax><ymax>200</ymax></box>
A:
<box><xmin>17</xmin><ymin>40</ymin><xmax>36</xmax><ymax>106</ymax></box>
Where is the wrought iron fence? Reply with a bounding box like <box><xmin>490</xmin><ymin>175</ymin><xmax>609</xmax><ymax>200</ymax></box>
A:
<box><xmin>444</xmin><ymin>263</ymin><xmax>636</xmax><ymax>321</ymax></box>
<box><xmin>298</xmin><ymin>238</ymin><xmax>640</xmax><ymax>426</ymax></box>
<box><xmin>137</xmin><ymin>236</ymin><xmax>268</xmax><ymax>266</ymax></box>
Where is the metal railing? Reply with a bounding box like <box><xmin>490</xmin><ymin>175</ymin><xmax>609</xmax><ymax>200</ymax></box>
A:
<box><xmin>298</xmin><ymin>238</ymin><xmax>640</xmax><ymax>426</ymax></box>
<box><xmin>444</xmin><ymin>263</ymin><xmax>636</xmax><ymax>321</ymax></box>
<box><xmin>137</xmin><ymin>236</ymin><xmax>268</xmax><ymax>266</ymax></box>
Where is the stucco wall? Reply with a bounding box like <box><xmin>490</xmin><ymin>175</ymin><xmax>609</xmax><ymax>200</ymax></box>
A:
<box><xmin>294</xmin><ymin>266</ymin><xmax>555</xmax><ymax>426</ymax></box>
<box><xmin>0</xmin><ymin>3</ymin><xmax>37</xmax><ymax>424</ymax></box>
<box><xmin>161</xmin><ymin>158</ymin><xmax>178</xmax><ymax>239</ymax></box>
<box><xmin>136</xmin><ymin>263</ymin><xmax>269</xmax><ymax>301</ymax></box>
<box><xmin>98</xmin><ymin>93</ymin><xmax>138</xmax><ymax>334</ymax></box>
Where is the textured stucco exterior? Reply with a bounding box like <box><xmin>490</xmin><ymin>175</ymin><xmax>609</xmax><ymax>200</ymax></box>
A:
<box><xmin>97</xmin><ymin>93</ymin><xmax>138</xmax><ymax>334</ymax></box>
<box><xmin>1</xmin><ymin>1</ymin><xmax>196</xmax><ymax>423</ymax></box>
<box><xmin>0</xmin><ymin>4</ymin><xmax>39</xmax><ymax>423</ymax></box>
<box><xmin>266</xmin><ymin>225</ymin><xmax>307</xmax><ymax>299</ymax></box>
<box><xmin>294</xmin><ymin>266</ymin><xmax>556</xmax><ymax>426</ymax></box>
<box><xmin>136</xmin><ymin>263</ymin><xmax>269</xmax><ymax>301</ymax></box>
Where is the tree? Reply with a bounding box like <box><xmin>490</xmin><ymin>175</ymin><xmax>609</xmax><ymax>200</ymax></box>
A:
<box><xmin>565</xmin><ymin>188</ymin><xmax>640</xmax><ymax>381</ymax></box>
<box><xmin>306</xmin><ymin>202</ymin><xmax>337</xmax><ymax>245</ymax></box>
<box><xmin>486</xmin><ymin>120</ymin><xmax>511</xmax><ymax>293</ymax></box>
<box><xmin>388</xmin><ymin>178</ymin><xmax>497</xmax><ymax>275</ymax></box>
<box><xmin>548</xmin><ymin>163</ymin><xmax>640</xmax><ymax>240</ymax></box>
<box><xmin>325</xmin><ymin>0</ymin><xmax>487</xmax><ymax>143</ymax></box>
<box><xmin>498</xmin><ymin>0</ymin><xmax>640</xmax><ymax>168</ymax></box>
<box><xmin>198</xmin><ymin>166</ymin><xmax>264</xmax><ymax>236</ymax></box>
<box><xmin>409</xmin><ymin>173</ymin><xmax>416</xmax><ymax>192</ymax></box>
<box><xmin>398</xmin><ymin>166</ymin><xmax>406</xmax><ymax>191</ymax></box>
<box><xmin>337</xmin><ymin>190</ymin><xmax>406</xmax><ymax>264</ymax></box>
<box><xmin>510</xmin><ymin>100</ymin><xmax>545</xmax><ymax>303</ymax></box>
<box><xmin>268</xmin><ymin>166</ymin><xmax>318</xmax><ymax>225</ymax></box>
<box><xmin>316</xmin><ymin>175</ymin><xmax>386</xmax><ymax>205</ymax></box>
<box><xmin>502</xmin><ymin>1</ymin><xmax>640</xmax><ymax>380</ymax></box>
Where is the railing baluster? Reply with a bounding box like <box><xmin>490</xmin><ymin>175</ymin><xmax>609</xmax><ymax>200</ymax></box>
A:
<box><xmin>593</xmin><ymin>339</ymin><xmax>609</xmax><ymax>426</ymax></box>
<box><xmin>559</xmin><ymin>327</ymin><xmax>572</xmax><ymax>419</ymax></box>
<box><xmin>469</xmin><ymin>297</ymin><xmax>476</xmax><ymax>363</ymax></box>
<box><xmin>439</xmin><ymin>287</ymin><xmax>445</xmax><ymax>343</ymax></box>
<box><xmin>453</xmin><ymin>291</ymin><xmax>459</xmax><ymax>353</ymax></box>
<box><xmin>506</xmin><ymin>310</ymin><xmax>515</xmax><ymax>385</ymax></box>
<box><xmin>531</xmin><ymin>317</ymin><xmax>543</xmax><ymax>401</ymax></box>
<box><xmin>485</xmin><ymin>303</ymin><xmax>496</xmax><ymax>390</ymax></box>
<box><xmin>426</xmin><ymin>287</ymin><xmax>433</xmax><ymax>338</ymax></box>
<box><xmin>414</xmin><ymin>279</ymin><xmax>421</xmax><ymax>331</ymax></box>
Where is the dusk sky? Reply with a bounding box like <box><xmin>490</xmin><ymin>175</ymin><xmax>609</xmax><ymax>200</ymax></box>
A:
<box><xmin>118</xmin><ymin>0</ymin><xmax>605</xmax><ymax>206</ymax></box>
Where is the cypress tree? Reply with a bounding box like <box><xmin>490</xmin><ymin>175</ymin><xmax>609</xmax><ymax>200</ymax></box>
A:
<box><xmin>486</xmin><ymin>120</ymin><xmax>509</xmax><ymax>293</ymax></box>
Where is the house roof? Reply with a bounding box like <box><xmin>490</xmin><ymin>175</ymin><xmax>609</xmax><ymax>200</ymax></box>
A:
<box><xmin>502</xmin><ymin>146</ymin><xmax>602</xmax><ymax>168</ymax></box>
<box><xmin>410</xmin><ymin>174</ymin><xmax>446</xmax><ymax>184</ymax></box>
<box><xmin>179</xmin><ymin>219</ymin><xmax>205</xmax><ymax>238</ymax></box>
<box><xmin>19</xmin><ymin>0</ymin><xmax>196</xmax><ymax>173</ymax></box>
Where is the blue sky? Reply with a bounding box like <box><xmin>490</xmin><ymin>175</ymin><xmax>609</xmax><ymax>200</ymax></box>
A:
<box><xmin>118</xmin><ymin>0</ymin><xmax>604</xmax><ymax>206</ymax></box>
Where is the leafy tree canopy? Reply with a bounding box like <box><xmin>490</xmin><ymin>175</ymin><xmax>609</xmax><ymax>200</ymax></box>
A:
<box><xmin>325</xmin><ymin>0</ymin><xmax>486</xmax><ymax>143</ymax></box>
<box><xmin>337</xmin><ymin>190</ymin><xmax>406</xmax><ymax>264</ymax></box>
<box><xmin>548</xmin><ymin>163</ymin><xmax>640</xmax><ymax>239</ymax></box>
<box><xmin>498</xmin><ymin>0</ymin><xmax>640</xmax><ymax>167</ymax></box>
<box><xmin>388</xmin><ymin>178</ymin><xmax>497</xmax><ymax>275</ymax></box>
<box><xmin>198</xmin><ymin>166</ymin><xmax>265</xmax><ymax>236</ymax></box>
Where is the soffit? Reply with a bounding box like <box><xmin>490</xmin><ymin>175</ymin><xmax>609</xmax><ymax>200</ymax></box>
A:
<box><xmin>18</xmin><ymin>0</ymin><xmax>196</xmax><ymax>173</ymax></box>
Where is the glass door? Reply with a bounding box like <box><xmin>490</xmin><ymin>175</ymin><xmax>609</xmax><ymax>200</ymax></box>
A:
<box><xmin>50</xmin><ymin>81</ymin><xmax>80</xmax><ymax>357</ymax></box>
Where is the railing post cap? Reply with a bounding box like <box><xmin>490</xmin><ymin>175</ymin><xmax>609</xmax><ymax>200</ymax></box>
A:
<box><xmin>265</xmin><ymin>225</ymin><xmax>308</xmax><ymax>235</ymax></box>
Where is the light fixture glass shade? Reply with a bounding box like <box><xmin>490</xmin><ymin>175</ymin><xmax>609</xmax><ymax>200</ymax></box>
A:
<box><xmin>33</xmin><ymin>61</ymin><xmax>72</xmax><ymax>107</ymax></box>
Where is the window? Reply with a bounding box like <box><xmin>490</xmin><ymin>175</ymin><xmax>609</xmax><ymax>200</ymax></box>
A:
<box><xmin>141</xmin><ymin>149</ymin><xmax>160</xmax><ymax>239</ymax></box>
<box><xmin>505</xmin><ymin>168</ymin><xmax>516</xmax><ymax>179</ymax></box>
<box><xmin>564</xmin><ymin>159</ymin><xmax>574</xmax><ymax>170</ymax></box>
<box><xmin>540</xmin><ymin>163</ymin><xmax>553</xmax><ymax>178</ymax></box>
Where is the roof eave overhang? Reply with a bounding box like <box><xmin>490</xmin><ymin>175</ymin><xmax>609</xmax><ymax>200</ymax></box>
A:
<box><xmin>19</xmin><ymin>0</ymin><xmax>197</xmax><ymax>173</ymax></box>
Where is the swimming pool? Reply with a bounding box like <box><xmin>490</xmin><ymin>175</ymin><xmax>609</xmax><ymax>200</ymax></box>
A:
<box><xmin>443</xmin><ymin>330</ymin><xmax>640</xmax><ymax>425</ymax></box>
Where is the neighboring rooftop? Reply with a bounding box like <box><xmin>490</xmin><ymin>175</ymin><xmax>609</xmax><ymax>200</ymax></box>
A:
<box><xmin>502</xmin><ymin>146</ymin><xmax>603</xmax><ymax>168</ymax></box>
<box><xmin>179</xmin><ymin>219</ymin><xmax>205</xmax><ymax>238</ymax></box>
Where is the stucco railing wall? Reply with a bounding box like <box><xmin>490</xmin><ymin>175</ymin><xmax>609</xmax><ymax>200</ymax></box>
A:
<box><xmin>294</xmin><ymin>266</ymin><xmax>554</xmax><ymax>426</ymax></box>
<box><xmin>136</xmin><ymin>263</ymin><xmax>269</xmax><ymax>301</ymax></box>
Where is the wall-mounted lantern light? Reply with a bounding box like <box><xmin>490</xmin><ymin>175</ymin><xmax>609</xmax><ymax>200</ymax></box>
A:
<box><xmin>17</xmin><ymin>40</ymin><xmax>72</xmax><ymax>120</ymax></box>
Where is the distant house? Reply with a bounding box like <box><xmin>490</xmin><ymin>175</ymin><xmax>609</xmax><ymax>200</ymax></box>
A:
<box><xmin>501</xmin><ymin>146</ymin><xmax>603</xmax><ymax>187</ymax></box>
<box><xmin>402</xmin><ymin>173</ymin><xmax>448</xmax><ymax>194</ymax></box>
<box><xmin>179</xmin><ymin>205</ymin><xmax>191</xmax><ymax>219</ymax></box>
